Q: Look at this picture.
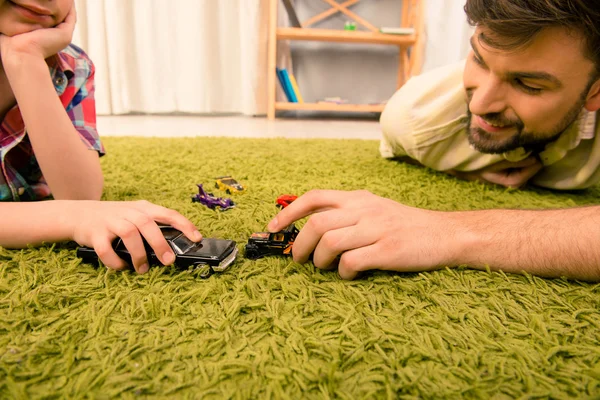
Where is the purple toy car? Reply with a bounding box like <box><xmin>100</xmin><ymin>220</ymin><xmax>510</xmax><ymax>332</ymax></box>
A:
<box><xmin>192</xmin><ymin>184</ymin><xmax>235</xmax><ymax>211</ymax></box>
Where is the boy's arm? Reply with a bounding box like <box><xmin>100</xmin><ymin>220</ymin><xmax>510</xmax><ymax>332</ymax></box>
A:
<box><xmin>0</xmin><ymin>6</ymin><xmax>103</xmax><ymax>200</ymax></box>
<box><xmin>0</xmin><ymin>201</ymin><xmax>203</xmax><ymax>274</ymax></box>
<box><xmin>4</xmin><ymin>59</ymin><xmax>103</xmax><ymax>200</ymax></box>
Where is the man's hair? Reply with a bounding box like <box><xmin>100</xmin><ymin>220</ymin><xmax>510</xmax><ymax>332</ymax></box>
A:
<box><xmin>464</xmin><ymin>0</ymin><xmax>600</xmax><ymax>74</ymax></box>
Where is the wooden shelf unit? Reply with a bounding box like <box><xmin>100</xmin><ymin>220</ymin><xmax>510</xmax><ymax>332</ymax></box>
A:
<box><xmin>276</xmin><ymin>101</ymin><xmax>385</xmax><ymax>112</ymax></box>
<box><xmin>267</xmin><ymin>0</ymin><xmax>423</xmax><ymax>119</ymax></box>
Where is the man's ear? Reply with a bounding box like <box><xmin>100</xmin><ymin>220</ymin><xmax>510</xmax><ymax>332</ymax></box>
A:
<box><xmin>585</xmin><ymin>77</ymin><xmax>600</xmax><ymax>112</ymax></box>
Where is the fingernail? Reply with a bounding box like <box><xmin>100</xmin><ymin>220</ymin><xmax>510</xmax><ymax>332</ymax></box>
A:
<box><xmin>163</xmin><ymin>252</ymin><xmax>175</xmax><ymax>264</ymax></box>
<box><xmin>139</xmin><ymin>263</ymin><xmax>149</xmax><ymax>274</ymax></box>
<box><xmin>268</xmin><ymin>217</ymin><xmax>278</xmax><ymax>231</ymax></box>
<box><xmin>193</xmin><ymin>231</ymin><xmax>202</xmax><ymax>241</ymax></box>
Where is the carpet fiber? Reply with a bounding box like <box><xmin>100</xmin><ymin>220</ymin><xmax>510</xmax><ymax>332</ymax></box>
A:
<box><xmin>1</xmin><ymin>136</ymin><xmax>600</xmax><ymax>399</ymax></box>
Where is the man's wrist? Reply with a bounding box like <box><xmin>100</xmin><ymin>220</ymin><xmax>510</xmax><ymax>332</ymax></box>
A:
<box><xmin>439</xmin><ymin>210</ymin><xmax>488</xmax><ymax>267</ymax></box>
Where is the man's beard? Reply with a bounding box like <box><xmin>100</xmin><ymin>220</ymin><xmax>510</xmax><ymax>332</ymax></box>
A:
<box><xmin>465</xmin><ymin>91</ymin><xmax>587</xmax><ymax>154</ymax></box>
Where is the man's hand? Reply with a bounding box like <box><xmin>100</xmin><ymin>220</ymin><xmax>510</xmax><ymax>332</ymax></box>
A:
<box><xmin>267</xmin><ymin>190</ymin><xmax>461</xmax><ymax>280</ymax></box>
<box><xmin>448</xmin><ymin>156</ymin><xmax>543</xmax><ymax>188</ymax></box>
<box><xmin>0</xmin><ymin>3</ymin><xmax>76</xmax><ymax>64</ymax></box>
<box><xmin>68</xmin><ymin>200</ymin><xmax>202</xmax><ymax>274</ymax></box>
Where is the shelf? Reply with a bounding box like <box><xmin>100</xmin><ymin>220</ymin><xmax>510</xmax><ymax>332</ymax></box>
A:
<box><xmin>275</xmin><ymin>102</ymin><xmax>385</xmax><ymax>113</ymax></box>
<box><xmin>277</xmin><ymin>27</ymin><xmax>416</xmax><ymax>46</ymax></box>
<box><xmin>267</xmin><ymin>0</ymin><xmax>423</xmax><ymax>119</ymax></box>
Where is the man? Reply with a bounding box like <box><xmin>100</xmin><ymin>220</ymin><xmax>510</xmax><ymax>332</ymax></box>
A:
<box><xmin>269</xmin><ymin>0</ymin><xmax>600</xmax><ymax>281</ymax></box>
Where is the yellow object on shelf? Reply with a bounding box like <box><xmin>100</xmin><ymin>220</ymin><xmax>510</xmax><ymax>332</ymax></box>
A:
<box><xmin>288</xmin><ymin>73</ymin><xmax>304</xmax><ymax>103</ymax></box>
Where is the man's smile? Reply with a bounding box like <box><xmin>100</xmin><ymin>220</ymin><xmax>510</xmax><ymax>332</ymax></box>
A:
<box><xmin>474</xmin><ymin>115</ymin><xmax>516</xmax><ymax>134</ymax></box>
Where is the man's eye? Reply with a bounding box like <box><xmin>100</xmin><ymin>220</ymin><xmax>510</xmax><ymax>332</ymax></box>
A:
<box><xmin>515</xmin><ymin>79</ymin><xmax>543</xmax><ymax>94</ymax></box>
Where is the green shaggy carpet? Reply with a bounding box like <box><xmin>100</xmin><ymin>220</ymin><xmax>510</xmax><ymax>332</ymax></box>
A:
<box><xmin>2</xmin><ymin>136</ymin><xmax>600</xmax><ymax>399</ymax></box>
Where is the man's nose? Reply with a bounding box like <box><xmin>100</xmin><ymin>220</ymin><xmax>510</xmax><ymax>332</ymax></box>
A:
<box><xmin>468</xmin><ymin>77</ymin><xmax>507</xmax><ymax>116</ymax></box>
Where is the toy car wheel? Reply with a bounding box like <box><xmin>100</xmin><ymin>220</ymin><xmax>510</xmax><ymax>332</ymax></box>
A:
<box><xmin>193</xmin><ymin>263</ymin><xmax>213</xmax><ymax>278</ymax></box>
<box><xmin>226</xmin><ymin>189</ymin><xmax>231</xmax><ymax>194</ymax></box>
<box><xmin>245</xmin><ymin>245</ymin><xmax>260</xmax><ymax>260</ymax></box>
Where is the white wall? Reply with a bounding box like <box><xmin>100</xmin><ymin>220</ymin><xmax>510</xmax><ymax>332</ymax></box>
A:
<box><xmin>288</xmin><ymin>0</ymin><xmax>473</xmax><ymax>105</ymax></box>
<box><xmin>72</xmin><ymin>0</ymin><xmax>474</xmax><ymax>116</ymax></box>
<box><xmin>423</xmin><ymin>0</ymin><xmax>474</xmax><ymax>71</ymax></box>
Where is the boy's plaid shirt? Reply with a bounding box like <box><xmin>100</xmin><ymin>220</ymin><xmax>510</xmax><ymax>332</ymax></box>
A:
<box><xmin>0</xmin><ymin>44</ymin><xmax>105</xmax><ymax>201</ymax></box>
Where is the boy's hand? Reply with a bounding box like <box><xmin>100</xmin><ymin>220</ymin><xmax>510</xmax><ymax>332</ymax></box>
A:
<box><xmin>68</xmin><ymin>200</ymin><xmax>203</xmax><ymax>274</ymax></box>
<box><xmin>0</xmin><ymin>4</ymin><xmax>76</xmax><ymax>63</ymax></box>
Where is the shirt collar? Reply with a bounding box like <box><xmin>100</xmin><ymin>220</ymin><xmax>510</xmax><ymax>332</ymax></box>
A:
<box><xmin>47</xmin><ymin>52</ymin><xmax>74</xmax><ymax>96</ymax></box>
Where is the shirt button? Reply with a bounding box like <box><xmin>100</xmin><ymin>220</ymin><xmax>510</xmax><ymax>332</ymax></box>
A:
<box><xmin>55</xmin><ymin>77</ymin><xmax>65</xmax><ymax>86</ymax></box>
<box><xmin>17</xmin><ymin>187</ymin><xmax>24</xmax><ymax>195</ymax></box>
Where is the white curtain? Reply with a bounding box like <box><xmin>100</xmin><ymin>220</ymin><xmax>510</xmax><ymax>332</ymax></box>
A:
<box><xmin>72</xmin><ymin>0</ymin><xmax>268</xmax><ymax>116</ymax></box>
<box><xmin>422</xmin><ymin>0</ymin><xmax>474</xmax><ymax>72</ymax></box>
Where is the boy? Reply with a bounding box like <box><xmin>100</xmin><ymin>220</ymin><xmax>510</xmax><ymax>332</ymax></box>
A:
<box><xmin>0</xmin><ymin>0</ymin><xmax>201</xmax><ymax>273</ymax></box>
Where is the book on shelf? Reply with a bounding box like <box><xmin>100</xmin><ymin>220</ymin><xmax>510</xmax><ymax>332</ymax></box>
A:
<box><xmin>281</xmin><ymin>0</ymin><xmax>302</xmax><ymax>28</ymax></box>
<box><xmin>276</xmin><ymin>67</ymin><xmax>303</xmax><ymax>103</ymax></box>
<box><xmin>288</xmin><ymin>73</ymin><xmax>304</xmax><ymax>103</ymax></box>
<box><xmin>379</xmin><ymin>27</ymin><xmax>415</xmax><ymax>35</ymax></box>
<box><xmin>275</xmin><ymin>67</ymin><xmax>293</xmax><ymax>102</ymax></box>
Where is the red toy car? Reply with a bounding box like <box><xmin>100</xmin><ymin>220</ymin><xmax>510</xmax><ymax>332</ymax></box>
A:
<box><xmin>276</xmin><ymin>194</ymin><xmax>298</xmax><ymax>209</ymax></box>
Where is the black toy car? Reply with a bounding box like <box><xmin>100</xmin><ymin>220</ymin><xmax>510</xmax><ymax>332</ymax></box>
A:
<box><xmin>77</xmin><ymin>226</ymin><xmax>238</xmax><ymax>278</ymax></box>
<box><xmin>245</xmin><ymin>224</ymin><xmax>299</xmax><ymax>260</ymax></box>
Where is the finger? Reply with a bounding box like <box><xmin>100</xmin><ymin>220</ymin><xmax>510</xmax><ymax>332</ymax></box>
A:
<box><xmin>508</xmin><ymin>161</ymin><xmax>544</xmax><ymax>188</ymax></box>
<box><xmin>312</xmin><ymin>224</ymin><xmax>378</xmax><ymax>270</ymax></box>
<box><xmin>125</xmin><ymin>211</ymin><xmax>176</xmax><ymax>266</ymax></box>
<box><xmin>480</xmin><ymin>170</ymin><xmax>512</xmax><ymax>186</ymax></box>
<box><xmin>55</xmin><ymin>3</ymin><xmax>76</xmax><ymax>33</ymax></box>
<box><xmin>94</xmin><ymin>237</ymin><xmax>128</xmax><ymax>271</ymax></box>
<box><xmin>293</xmin><ymin>210</ymin><xmax>360</xmax><ymax>264</ymax></box>
<box><xmin>487</xmin><ymin>156</ymin><xmax>537</xmax><ymax>172</ymax></box>
<box><xmin>268</xmin><ymin>189</ymin><xmax>344</xmax><ymax>232</ymax></box>
<box><xmin>483</xmin><ymin>161</ymin><xmax>542</xmax><ymax>188</ymax></box>
<box><xmin>111</xmin><ymin>220</ymin><xmax>149</xmax><ymax>274</ymax></box>
<box><xmin>337</xmin><ymin>245</ymin><xmax>380</xmax><ymax>280</ymax></box>
<box><xmin>63</xmin><ymin>2</ymin><xmax>77</xmax><ymax>26</ymax></box>
<box><xmin>132</xmin><ymin>200</ymin><xmax>202</xmax><ymax>243</ymax></box>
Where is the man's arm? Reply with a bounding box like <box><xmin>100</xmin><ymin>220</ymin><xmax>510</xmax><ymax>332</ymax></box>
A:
<box><xmin>0</xmin><ymin>6</ymin><xmax>103</xmax><ymax>200</ymax></box>
<box><xmin>268</xmin><ymin>190</ymin><xmax>600</xmax><ymax>281</ymax></box>
<box><xmin>450</xmin><ymin>207</ymin><xmax>600</xmax><ymax>281</ymax></box>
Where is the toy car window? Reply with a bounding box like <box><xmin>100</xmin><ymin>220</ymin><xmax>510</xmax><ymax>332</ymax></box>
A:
<box><xmin>171</xmin><ymin>234</ymin><xmax>197</xmax><ymax>254</ymax></box>
<box><xmin>161</xmin><ymin>228</ymin><xmax>183</xmax><ymax>241</ymax></box>
<box><xmin>222</xmin><ymin>179</ymin><xmax>236</xmax><ymax>185</ymax></box>
<box><xmin>273</xmin><ymin>233</ymin><xmax>285</xmax><ymax>242</ymax></box>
